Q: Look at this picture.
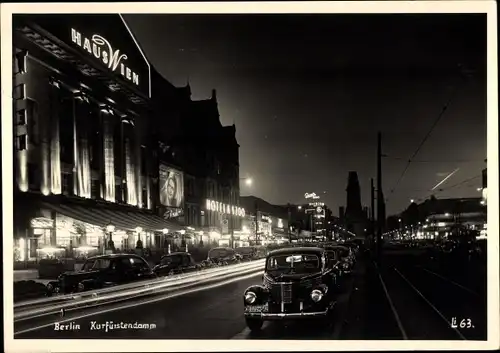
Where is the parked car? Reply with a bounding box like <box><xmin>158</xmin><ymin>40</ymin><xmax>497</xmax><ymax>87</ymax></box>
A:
<box><xmin>152</xmin><ymin>252</ymin><xmax>201</xmax><ymax>276</ymax></box>
<box><xmin>207</xmin><ymin>247</ymin><xmax>239</xmax><ymax>265</ymax></box>
<box><xmin>326</xmin><ymin>245</ymin><xmax>354</xmax><ymax>274</ymax></box>
<box><xmin>242</xmin><ymin>247</ymin><xmax>337</xmax><ymax>331</ymax></box>
<box><xmin>320</xmin><ymin>245</ymin><xmax>348</xmax><ymax>282</ymax></box>
<box><xmin>46</xmin><ymin>254</ymin><xmax>157</xmax><ymax>295</ymax></box>
<box><xmin>235</xmin><ymin>246</ymin><xmax>257</xmax><ymax>261</ymax></box>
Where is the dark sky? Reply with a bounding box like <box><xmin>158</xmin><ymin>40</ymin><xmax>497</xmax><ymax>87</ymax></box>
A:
<box><xmin>124</xmin><ymin>13</ymin><xmax>487</xmax><ymax>216</ymax></box>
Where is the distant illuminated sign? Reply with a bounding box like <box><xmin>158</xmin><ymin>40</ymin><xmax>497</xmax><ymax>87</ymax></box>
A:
<box><xmin>206</xmin><ymin>199</ymin><xmax>245</xmax><ymax>217</ymax></box>
<box><xmin>309</xmin><ymin>202</ymin><xmax>324</xmax><ymax>207</ymax></box>
<box><xmin>262</xmin><ymin>215</ymin><xmax>272</xmax><ymax>223</ymax></box>
<box><xmin>71</xmin><ymin>28</ymin><xmax>140</xmax><ymax>87</ymax></box>
<box><xmin>304</xmin><ymin>192</ymin><xmax>320</xmax><ymax>199</ymax></box>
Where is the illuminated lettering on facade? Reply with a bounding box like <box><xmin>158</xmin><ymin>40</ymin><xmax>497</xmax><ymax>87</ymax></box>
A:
<box><xmin>71</xmin><ymin>28</ymin><xmax>140</xmax><ymax>86</ymax></box>
<box><xmin>206</xmin><ymin>199</ymin><xmax>245</xmax><ymax>217</ymax></box>
<box><xmin>304</xmin><ymin>192</ymin><xmax>320</xmax><ymax>199</ymax></box>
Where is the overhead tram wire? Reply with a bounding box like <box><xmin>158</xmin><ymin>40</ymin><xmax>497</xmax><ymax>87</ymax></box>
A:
<box><xmin>415</xmin><ymin>174</ymin><xmax>482</xmax><ymax>203</ymax></box>
<box><xmin>387</xmin><ymin>65</ymin><xmax>471</xmax><ymax>202</ymax></box>
<box><xmin>382</xmin><ymin>155</ymin><xmax>483</xmax><ymax>164</ymax></box>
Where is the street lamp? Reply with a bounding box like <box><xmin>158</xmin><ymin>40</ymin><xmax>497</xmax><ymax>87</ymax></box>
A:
<box><xmin>135</xmin><ymin>226</ymin><xmax>143</xmax><ymax>249</ymax></box>
<box><xmin>105</xmin><ymin>222</ymin><xmax>115</xmax><ymax>254</ymax></box>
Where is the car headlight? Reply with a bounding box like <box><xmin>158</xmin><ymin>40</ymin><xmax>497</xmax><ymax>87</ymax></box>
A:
<box><xmin>46</xmin><ymin>283</ymin><xmax>53</xmax><ymax>292</ymax></box>
<box><xmin>311</xmin><ymin>289</ymin><xmax>323</xmax><ymax>302</ymax></box>
<box><xmin>244</xmin><ymin>291</ymin><xmax>257</xmax><ymax>304</ymax></box>
<box><xmin>77</xmin><ymin>282</ymin><xmax>85</xmax><ymax>292</ymax></box>
<box><xmin>343</xmin><ymin>262</ymin><xmax>349</xmax><ymax>269</ymax></box>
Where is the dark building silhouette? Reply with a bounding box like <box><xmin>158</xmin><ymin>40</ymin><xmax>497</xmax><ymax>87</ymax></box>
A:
<box><xmin>344</xmin><ymin>171</ymin><xmax>367</xmax><ymax>236</ymax></box>
<box><xmin>338</xmin><ymin>206</ymin><xmax>345</xmax><ymax>220</ymax></box>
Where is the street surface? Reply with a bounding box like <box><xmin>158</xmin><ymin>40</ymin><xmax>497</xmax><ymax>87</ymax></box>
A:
<box><xmin>16</xmin><ymin>244</ymin><xmax>487</xmax><ymax>340</ymax></box>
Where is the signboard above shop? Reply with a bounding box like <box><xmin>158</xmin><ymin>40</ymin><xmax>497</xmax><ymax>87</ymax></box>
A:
<box><xmin>19</xmin><ymin>14</ymin><xmax>151</xmax><ymax>99</ymax></box>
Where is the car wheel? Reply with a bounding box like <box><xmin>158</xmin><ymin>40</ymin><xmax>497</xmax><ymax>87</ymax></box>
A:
<box><xmin>245</xmin><ymin>318</ymin><xmax>263</xmax><ymax>331</ymax></box>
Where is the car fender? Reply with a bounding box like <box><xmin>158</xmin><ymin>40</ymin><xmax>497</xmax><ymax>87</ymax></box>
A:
<box><xmin>243</xmin><ymin>285</ymin><xmax>268</xmax><ymax>305</ymax></box>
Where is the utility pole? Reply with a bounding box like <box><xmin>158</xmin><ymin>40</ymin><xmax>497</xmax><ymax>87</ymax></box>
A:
<box><xmin>376</xmin><ymin>132</ymin><xmax>383</xmax><ymax>259</ymax></box>
<box><xmin>370</xmin><ymin>177</ymin><xmax>375</xmax><ymax>250</ymax></box>
<box><xmin>287</xmin><ymin>203</ymin><xmax>292</xmax><ymax>243</ymax></box>
<box><xmin>254</xmin><ymin>200</ymin><xmax>259</xmax><ymax>245</ymax></box>
<box><xmin>230</xmin><ymin>185</ymin><xmax>234</xmax><ymax>248</ymax></box>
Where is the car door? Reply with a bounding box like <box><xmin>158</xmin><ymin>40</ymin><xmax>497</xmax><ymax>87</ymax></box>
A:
<box><xmin>98</xmin><ymin>258</ymin><xmax>120</xmax><ymax>286</ymax></box>
<box><xmin>181</xmin><ymin>254</ymin><xmax>198</xmax><ymax>273</ymax></box>
<box><xmin>325</xmin><ymin>251</ymin><xmax>339</xmax><ymax>286</ymax></box>
<box><xmin>130</xmin><ymin>256</ymin><xmax>154</xmax><ymax>280</ymax></box>
<box><xmin>167</xmin><ymin>254</ymin><xmax>183</xmax><ymax>275</ymax></box>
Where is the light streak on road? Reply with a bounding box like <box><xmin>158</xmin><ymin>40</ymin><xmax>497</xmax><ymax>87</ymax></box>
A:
<box><xmin>14</xmin><ymin>270</ymin><xmax>263</xmax><ymax>336</ymax></box>
<box><xmin>15</xmin><ymin>261</ymin><xmax>265</xmax><ymax>321</ymax></box>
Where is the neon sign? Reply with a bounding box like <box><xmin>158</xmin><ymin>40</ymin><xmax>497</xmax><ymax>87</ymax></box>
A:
<box><xmin>304</xmin><ymin>192</ymin><xmax>320</xmax><ymax>199</ymax></box>
<box><xmin>206</xmin><ymin>199</ymin><xmax>246</xmax><ymax>217</ymax></box>
<box><xmin>71</xmin><ymin>28</ymin><xmax>140</xmax><ymax>87</ymax></box>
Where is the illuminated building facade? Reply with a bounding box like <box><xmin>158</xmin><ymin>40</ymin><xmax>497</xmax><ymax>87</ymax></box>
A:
<box><xmin>150</xmin><ymin>78</ymin><xmax>243</xmax><ymax>245</ymax></box>
<box><xmin>12</xmin><ymin>14</ymin><xmax>181</xmax><ymax>262</ymax></box>
<box><xmin>386</xmin><ymin>197</ymin><xmax>486</xmax><ymax>240</ymax></box>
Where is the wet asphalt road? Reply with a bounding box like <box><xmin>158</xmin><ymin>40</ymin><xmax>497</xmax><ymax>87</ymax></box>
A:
<box><xmin>15</xmin><ymin>246</ymin><xmax>487</xmax><ymax>340</ymax></box>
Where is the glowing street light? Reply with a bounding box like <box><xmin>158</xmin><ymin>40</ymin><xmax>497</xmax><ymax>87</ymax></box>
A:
<box><xmin>245</xmin><ymin>178</ymin><xmax>253</xmax><ymax>186</ymax></box>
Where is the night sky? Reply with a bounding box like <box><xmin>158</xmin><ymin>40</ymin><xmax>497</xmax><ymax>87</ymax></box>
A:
<box><xmin>124</xmin><ymin>13</ymin><xmax>487</xmax><ymax>216</ymax></box>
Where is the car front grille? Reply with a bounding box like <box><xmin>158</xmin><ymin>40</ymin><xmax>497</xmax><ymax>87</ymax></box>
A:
<box><xmin>281</xmin><ymin>283</ymin><xmax>293</xmax><ymax>304</ymax></box>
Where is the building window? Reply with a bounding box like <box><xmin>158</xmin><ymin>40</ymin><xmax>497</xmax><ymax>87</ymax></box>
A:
<box><xmin>140</xmin><ymin>146</ymin><xmax>147</xmax><ymax>176</ymax></box>
<box><xmin>91</xmin><ymin>179</ymin><xmax>99</xmax><ymax>199</ymax></box>
<box><xmin>27</xmin><ymin>163</ymin><xmax>38</xmax><ymax>190</ymax></box>
<box><xmin>59</xmin><ymin>93</ymin><xmax>74</xmax><ymax>165</ymax></box>
<box><xmin>89</xmin><ymin>108</ymin><xmax>101</xmax><ymax>172</ymax></box>
<box><xmin>142</xmin><ymin>188</ymin><xmax>148</xmax><ymax>208</ymax></box>
<box><xmin>16</xmin><ymin>135</ymin><xmax>28</xmax><ymax>151</ymax></box>
<box><xmin>16</xmin><ymin>109</ymin><xmax>27</xmax><ymax>125</ymax></box>
<box><xmin>62</xmin><ymin>173</ymin><xmax>71</xmax><ymax>195</ymax></box>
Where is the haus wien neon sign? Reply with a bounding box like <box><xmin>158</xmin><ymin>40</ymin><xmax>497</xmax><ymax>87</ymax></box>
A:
<box><xmin>71</xmin><ymin>28</ymin><xmax>140</xmax><ymax>86</ymax></box>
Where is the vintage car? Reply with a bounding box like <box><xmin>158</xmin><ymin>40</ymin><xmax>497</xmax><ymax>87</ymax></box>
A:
<box><xmin>324</xmin><ymin>245</ymin><xmax>354</xmax><ymax>274</ymax></box>
<box><xmin>46</xmin><ymin>254</ymin><xmax>157</xmax><ymax>295</ymax></box>
<box><xmin>319</xmin><ymin>245</ymin><xmax>347</xmax><ymax>281</ymax></box>
<box><xmin>207</xmin><ymin>247</ymin><xmax>240</xmax><ymax>265</ymax></box>
<box><xmin>235</xmin><ymin>246</ymin><xmax>258</xmax><ymax>261</ymax></box>
<box><xmin>242</xmin><ymin>247</ymin><xmax>338</xmax><ymax>331</ymax></box>
<box><xmin>152</xmin><ymin>252</ymin><xmax>201</xmax><ymax>276</ymax></box>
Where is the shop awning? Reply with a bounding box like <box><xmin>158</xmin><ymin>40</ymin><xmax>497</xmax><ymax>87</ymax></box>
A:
<box><xmin>40</xmin><ymin>202</ymin><xmax>183</xmax><ymax>233</ymax></box>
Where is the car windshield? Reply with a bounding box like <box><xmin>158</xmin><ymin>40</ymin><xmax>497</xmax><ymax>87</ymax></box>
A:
<box><xmin>334</xmin><ymin>248</ymin><xmax>350</xmax><ymax>258</ymax></box>
<box><xmin>266</xmin><ymin>253</ymin><xmax>320</xmax><ymax>274</ymax></box>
